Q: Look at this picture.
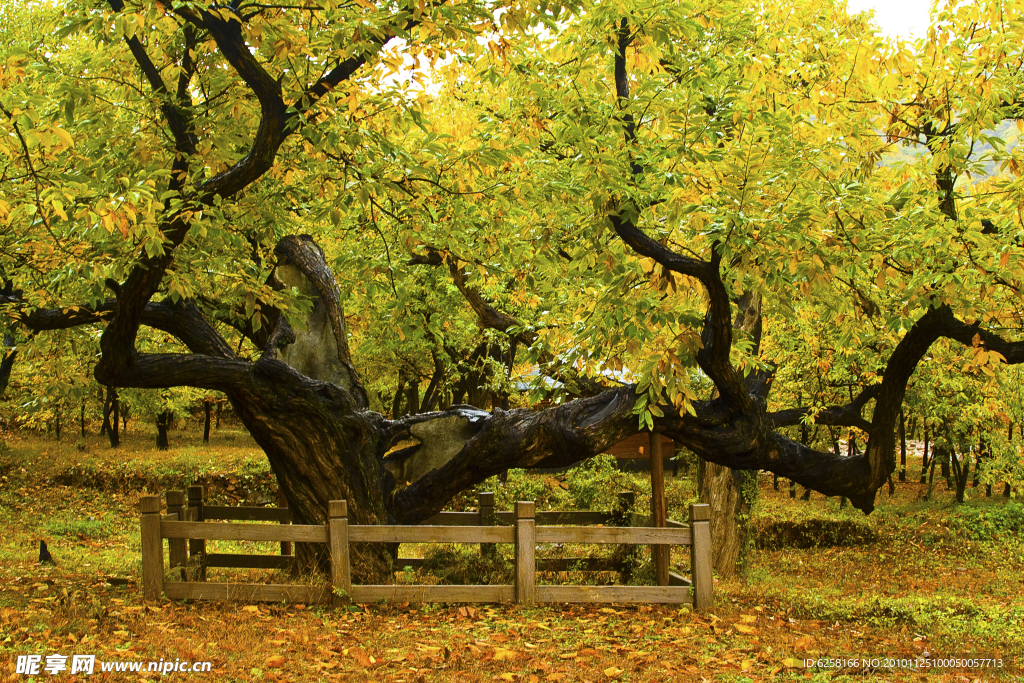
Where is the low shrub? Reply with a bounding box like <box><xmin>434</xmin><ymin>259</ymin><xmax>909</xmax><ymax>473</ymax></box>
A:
<box><xmin>948</xmin><ymin>502</ymin><xmax>1024</xmax><ymax>541</ymax></box>
<box><xmin>754</xmin><ymin>518</ymin><xmax>877</xmax><ymax>549</ymax></box>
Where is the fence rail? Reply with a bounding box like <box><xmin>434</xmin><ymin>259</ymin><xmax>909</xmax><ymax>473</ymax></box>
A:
<box><xmin>140</xmin><ymin>490</ymin><xmax>712</xmax><ymax>609</ymax></box>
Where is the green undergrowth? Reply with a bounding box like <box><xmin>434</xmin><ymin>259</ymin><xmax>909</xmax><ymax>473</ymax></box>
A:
<box><xmin>1</xmin><ymin>431</ymin><xmax>275</xmax><ymax>502</ymax></box>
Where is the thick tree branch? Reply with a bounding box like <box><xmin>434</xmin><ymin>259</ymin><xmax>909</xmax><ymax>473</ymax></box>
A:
<box><xmin>270</xmin><ymin>235</ymin><xmax>368</xmax><ymax>407</ymax></box>
<box><xmin>768</xmin><ymin>385</ymin><xmax>878</xmax><ymax>432</ymax></box>
<box><xmin>606</xmin><ymin>18</ymin><xmax>748</xmax><ymax>411</ymax></box>
<box><xmin>1</xmin><ymin>294</ymin><xmax>235</xmax><ymax>359</ymax></box>
<box><xmin>107</xmin><ymin>0</ymin><xmax>198</xmax><ymax>160</ymax></box>
<box><xmin>939</xmin><ymin>315</ymin><xmax>1024</xmax><ymax>364</ymax></box>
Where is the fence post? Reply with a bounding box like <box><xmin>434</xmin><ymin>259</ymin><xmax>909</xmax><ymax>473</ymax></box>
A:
<box><xmin>140</xmin><ymin>496</ymin><xmax>163</xmax><ymax>600</ymax></box>
<box><xmin>165</xmin><ymin>491</ymin><xmax>187</xmax><ymax>580</ymax></box>
<box><xmin>515</xmin><ymin>501</ymin><xmax>535</xmax><ymax>606</ymax></box>
<box><xmin>689</xmin><ymin>503</ymin><xmax>712</xmax><ymax>611</ymax></box>
<box><xmin>328</xmin><ymin>500</ymin><xmax>351</xmax><ymax>606</ymax></box>
<box><xmin>616</xmin><ymin>491</ymin><xmax>637</xmax><ymax>584</ymax></box>
<box><xmin>479</xmin><ymin>492</ymin><xmax>495</xmax><ymax>559</ymax></box>
<box><xmin>277</xmin><ymin>491</ymin><xmax>292</xmax><ymax>558</ymax></box>
<box><xmin>187</xmin><ymin>485</ymin><xmax>206</xmax><ymax>581</ymax></box>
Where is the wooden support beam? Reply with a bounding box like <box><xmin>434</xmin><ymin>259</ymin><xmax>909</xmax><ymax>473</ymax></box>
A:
<box><xmin>650</xmin><ymin>431</ymin><xmax>669</xmax><ymax>587</ymax></box>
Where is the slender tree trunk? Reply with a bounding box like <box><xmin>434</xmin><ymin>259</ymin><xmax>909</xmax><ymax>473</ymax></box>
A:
<box><xmin>156</xmin><ymin>411</ymin><xmax>172</xmax><ymax>450</ymax></box>
<box><xmin>80</xmin><ymin>400</ymin><xmax>86</xmax><ymax>438</ymax></box>
<box><xmin>203</xmin><ymin>399</ymin><xmax>212</xmax><ymax>443</ymax></box>
<box><xmin>950</xmin><ymin>448</ymin><xmax>969</xmax><ymax>504</ymax></box>
<box><xmin>54</xmin><ymin>410</ymin><xmax>61</xmax><ymax>440</ymax></box>
<box><xmin>973</xmin><ymin>436</ymin><xmax>983</xmax><ymax>489</ymax></box>
<box><xmin>899</xmin><ymin>408</ymin><xmax>907</xmax><ymax>482</ymax></box>
<box><xmin>111</xmin><ymin>391</ymin><xmax>120</xmax><ymax>447</ymax></box>
<box><xmin>840</xmin><ymin>433</ymin><xmax>850</xmax><ymax>507</ymax></box>
<box><xmin>920</xmin><ymin>428</ymin><xmax>930</xmax><ymax>484</ymax></box>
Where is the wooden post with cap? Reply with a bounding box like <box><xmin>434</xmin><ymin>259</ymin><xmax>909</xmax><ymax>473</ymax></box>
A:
<box><xmin>515</xmin><ymin>501</ymin><xmax>535</xmax><ymax>606</ymax></box>
<box><xmin>140</xmin><ymin>496</ymin><xmax>163</xmax><ymax>600</ymax></box>
<box><xmin>328</xmin><ymin>500</ymin><xmax>351</xmax><ymax>605</ymax></box>
<box><xmin>689</xmin><ymin>503</ymin><xmax>712</xmax><ymax>611</ymax></box>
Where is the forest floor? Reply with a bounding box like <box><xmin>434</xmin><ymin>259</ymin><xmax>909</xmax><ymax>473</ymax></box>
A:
<box><xmin>0</xmin><ymin>428</ymin><xmax>1021</xmax><ymax>682</ymax></box>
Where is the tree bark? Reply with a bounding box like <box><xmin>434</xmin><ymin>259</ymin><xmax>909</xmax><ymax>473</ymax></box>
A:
<box><xmin>698</xmin><ymin>460</ymin><xmax>755</xmax><ymax>578</ymax></box>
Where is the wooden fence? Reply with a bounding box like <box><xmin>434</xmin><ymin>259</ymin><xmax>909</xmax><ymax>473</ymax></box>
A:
<box><xmin>141</xmin><ymin>489</ymin><xmax>712</xmax><ymax>609</ymax></box>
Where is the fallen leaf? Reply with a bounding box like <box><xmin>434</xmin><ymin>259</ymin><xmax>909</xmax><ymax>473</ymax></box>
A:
<box><xmin>740</xmin><ymin>614</ymin><xmax>757</xmax><ymax>623</ymax></box>
<box><xmin>558</xmin><ymin>652</ymin><xmax>577</xmax><ymax>660</ymax></box>
<box><xmin>545</xmin><ymin>675</ymin><xmax>566</xmax><ymax>682</ymax></box>
<box><xmin>264</xmin><ymin>655</ymin><xmax>286</xmax><ymax>668</ymax></box>
<box><xmin>603</xmin><ymin>666</ymin><xmax>623</xmax><ymax>678</ymax></box>
<box><xmin>794</xmin><ymin>636</ymin><xmax>815</xmax><ymax>652</ymax></box>
<box><xmin>494</xmin><ymin>648</ymin><xmax>516</xmax><ymax>661</ymax></box>
<box><xmin>734</xmin><ymin>623</ymin><xmax>758</xmax><ymax>635</ymax></box>
<box><xmin>741</xmin><ymin>659</ymin><xmax>755</xmax><ymax>671</ymax></box>
<box><xmin>529</xmin><ymin>676</ymin><xmax>539</xmax><ymax>683</ymax></box>
<box><xmin>500</xmin><ymin>674</ymin><xmax>517</xmax><ymax>682</ymax></box>
<box><xmin>242</xmin><ymin>606</ymin><xmax>260</xmax><ymax>614</ymax></box>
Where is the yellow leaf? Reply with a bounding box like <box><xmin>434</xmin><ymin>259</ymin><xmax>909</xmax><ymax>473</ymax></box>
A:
<box><xmin>264</xmin><ymin>655</ymin><xmax>286</xmax><ymax>668</ymax></box>
<box><xmin>545</xmin><ymin>675</ymin><xmax>566</xmax><ymax>682</ymax></box>
<box><xmin>741</xmin><ymin>659</ymin><xmax>754</xmax><ymax>670</ymax></box>
<box><xmin>740</xmin><ymin>615</ymin><xmax>757</xmax><ymax>623</ymax></box>
<box><xmin>734</xmin><ymin>623</ymin><xmax>758</xmax><ymax>634</ymax></box>
<box><xmin>494</xmin><ymin>648</ymin><xmax>516</xmax><ymax>661</ymax></box>
<box><xmin>242</xmin><ymin>605</ymin><xmax>260</xmax><ymax>613</ymax></box>
<box><xmin>53</xmin><ymin>126</ymin><xmax>74</xmax><ymax>149</ymax></box>
<box><xmin>603</xmin><ymin>666</ymin><xmax>623</xmax><ymax>678</ymax></box>
<box><xmin>500</xmin><ymin>674</ymin><xmax>516</xmax><ymax>682</ymax></box>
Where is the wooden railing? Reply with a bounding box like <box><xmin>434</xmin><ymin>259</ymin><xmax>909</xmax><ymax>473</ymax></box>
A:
<box><xmin>140</xmin><ymin>491</ymin><xmax>712</xmax><ymax>609</ymax></box>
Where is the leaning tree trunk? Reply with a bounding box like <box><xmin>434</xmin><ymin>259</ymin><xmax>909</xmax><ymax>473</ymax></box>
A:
<box><xmin>698</xmin><ymin>459</ymin><xmax>756</xmax><ymax>578</ymax></box>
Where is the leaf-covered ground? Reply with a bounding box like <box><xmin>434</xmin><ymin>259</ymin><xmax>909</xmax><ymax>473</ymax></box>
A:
<box><xmin>0</xmin><ymin>431</ymin><xmax>1022</xmax><ymax>682</ymax></box>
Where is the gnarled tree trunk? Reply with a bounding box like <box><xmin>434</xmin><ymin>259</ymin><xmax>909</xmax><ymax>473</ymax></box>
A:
<box><xmin>698</xmin><ymin>460</ymin><xmax>756</xmax><ymax>578</ymax></box>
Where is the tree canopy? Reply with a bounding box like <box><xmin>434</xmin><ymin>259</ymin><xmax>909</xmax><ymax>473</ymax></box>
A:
<box><xmin>3</xmin><ymin>0</ymin><xmax>1024</xmax><ymax>572</ymax></box>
